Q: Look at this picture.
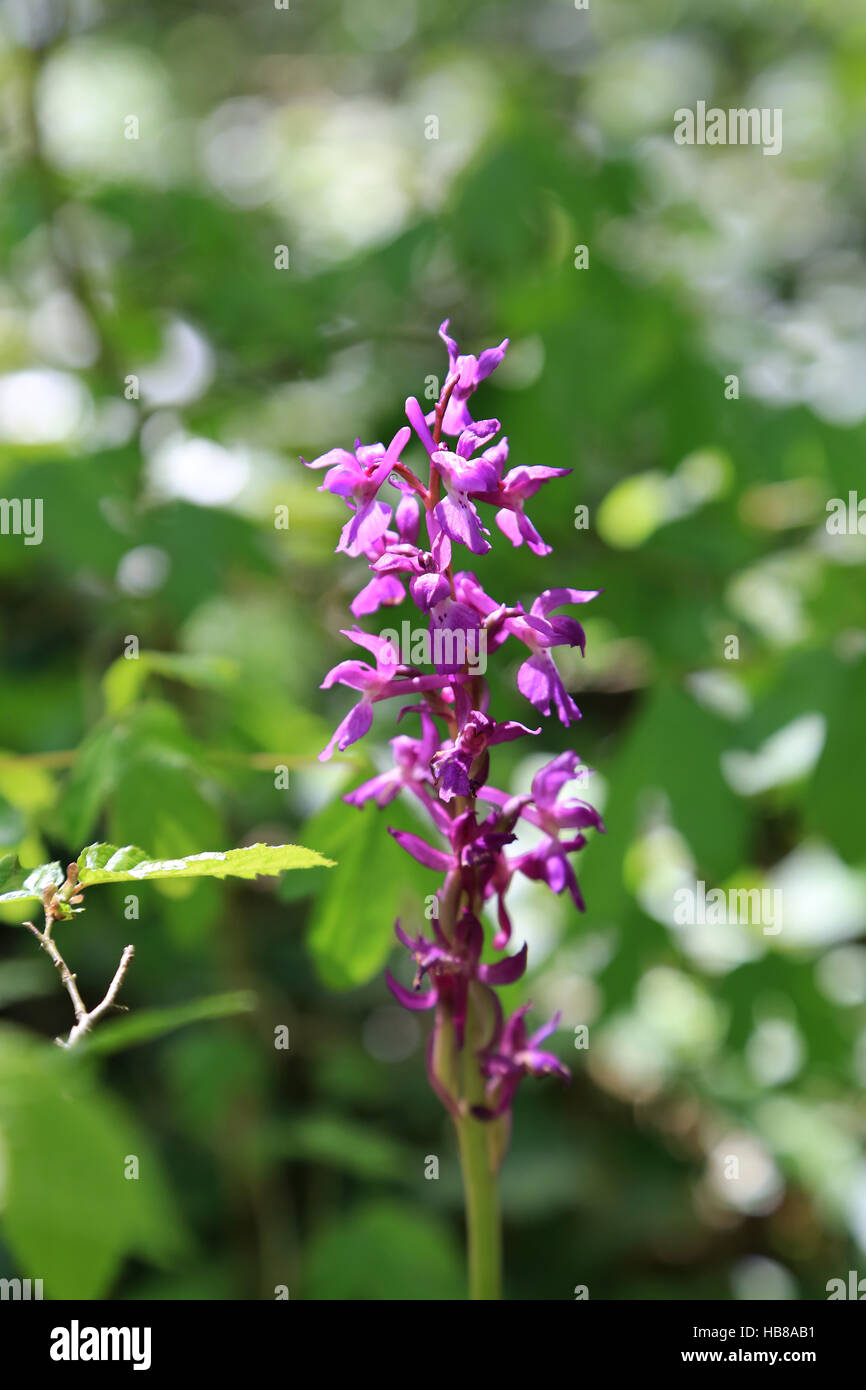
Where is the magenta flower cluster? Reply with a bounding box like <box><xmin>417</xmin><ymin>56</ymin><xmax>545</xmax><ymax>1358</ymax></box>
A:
<box><xmin>305</xmin><ymin>320</ymin><xmax>604</xmax><ymax>1126</ymax></box>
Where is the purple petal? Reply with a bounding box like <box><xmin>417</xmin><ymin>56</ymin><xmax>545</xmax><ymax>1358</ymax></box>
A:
<box><xmin>340</xmin><ymin>627</ymin><xmax>401</xmax><ymax>667</ymax></box>
<box><xmin>527</xmin><ymin>1010</ymin><xmax>562</xmax><ymax>1048</ymax></box>
<box><xmin>319</xmin><ymin>700</ymin><xmax>374</xmax><ymax>761</ymax></box>
<box><xmin>486</xmin><ymin>718</ymin><xmax>540</xmax><ymax>747</ymax></box>
<box><xmin>410</xmin><ymin>570</ymin><xmax>451</xmax><ymax>611</ymax></box>
<box><xmin>432</xmin><ymin>448</ymin><xmax>499</xmax><ymax>494</ymax></box>
<box><xmin>531</xmin><ymin>587</ymin><xmax>602</xmax><ymax>616</ymax></box>
<box><xmin>337</xmin><ymin>500</ymin><xmax>392</xmax><ymax>557</ymax></box>
<box><xmin>302</xmin><ymin>446</ymin><xmax>357</xmax><ymax>471</ymax></box>
<box><xmin>478</xmin><ymin>942</ymin><xmax>528</xmax><ymax>986</ymax></box>
<box><xmin>522</xmin><ymin>1048</ymin><xmax>570</xmax><ymax>1083</ymax></box>
<box><xmin>514</xmin><ymin>509</ymin><xmax>553</xmax><ymax>557</ymax></box>
<box><xmin>350</xmin><ymin>574</ymin><xmax>405</xmax><ymax>617</ymax></box>
<box><xmin>517</xmin><ymin>652</ymin><xmax>581</xmax><ymax>726</ymax></box>
<box><xmin>438</xmin><ymin>319</ymin><xmax>460</xmax><ymax>370</ymax></box>
<box><xmin>475</xmin><ymin>338</ymin><xmax>509</xmax><ymax>382</ymax></box>
<box><xmin>387</xmin><ymin>827</ymin><xmax>451</xmax><ymax>872</ymax></box>
<box><xmin>321</xmin><ymin>459</ymin><xmax>364</xmax><ymax>496</ymax></box>
<box><xmin>456</xmin><ymin>419</ymin><xmax>500</xmax><ymax>457</ymax></box>
<box><xmin>394</xmin><ymin>920</ymin><xmax>416</xmax><ymax>951</ymax></box>
<box><xmin>320</xmin><ymin>659</ymin><xmax>376</xmax><ymax>692</ymax></box>
<box><xmin>343</xmin><ymin>770</ymin><xmax>400</xmax><ymax>808</ymax></box>
<box><xmin>530</xmin><ymin>752</ymin><xmax>581</xmax><ymax>809</ymax></box>
<box><xmin>433</xmin><ymin>496</ymin><xmax>490</xmax><ymax>555</ymax></box>
<box><xmin>395</xmin><ymin>492</ymin><xmax>420</xmax><ymax>544</ymax></box>
<box><xmin>368</xmin><ymin>425</ymin><xmax>411</xmax><ymax>490</ymax></box>
<box><xmin>502</xmin><ymin>1003</ymin><xmax>531</xmax><ymax>1053</ymax></box>
<box><xmin>434</xmin><ymin>751</ymin><xmax>472</xmax><ymax>802</ymax></box>
<box><xmin>405</xmin><ymin>396</ymin><xmax>437</xmax><ymax>456</ymax></box>
<box><xmin>385</xmin><ymin>970</ymin><xmax>437</xmax><ymax>1011</ymax></box>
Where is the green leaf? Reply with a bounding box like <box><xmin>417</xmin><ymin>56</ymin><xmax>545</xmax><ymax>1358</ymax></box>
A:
<box><xmin>82</xmin><ymin>990</ymin><xmax>256</xmax><ymax>1056</ymax></box>
<box><xmin>262</xmin><ymin>1112</ymin><xmax>412</xmax><ymax>1181</ymax></box>
<box><xmin>58</xmin><ymin>701</ymin><xmax>221</xmax><ymax>856</ymax></box>
<box><xmin>77</xmin><ymin>840</ymin><xmax>335</xmax><ymax>886</ymax></box>
<box><xmin>0</xmin><ymin>1025</ymin><xmax>185</xmax><ymax>1297</ymax></box>
<box><xmin>302</xmin><ymin>794</ymin><xmax>433</xmax><ymax>991</ymax></box>
<box><xmin>102</xmin><ymin>651</ymin><xmax>239</xmax><ymax>717</ymax></box>
<box><xmin>0</xmin><ymin>856</ymin><xmax>63</xmax><ymax>904</ymax></box>
<box><xmin>303</xmin><ymin>1199</ymin><xmax>463</xmax><ymax>1301</ymax></box>
<box><xmin>0</xmin><ymin>753</ymin><xmax>56</xmax><ymax>815</ymax></box>
<box><xmin>0</xmin><ymin>842</ymin><xmax>333</xmax><ymax>904</ymax></box>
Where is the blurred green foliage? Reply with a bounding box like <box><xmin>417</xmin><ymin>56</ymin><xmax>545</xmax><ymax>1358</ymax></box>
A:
<box><xmin>0</xmin><ymin>0</ymin><xmax>865</xmax><ymax>1300</ymax></box>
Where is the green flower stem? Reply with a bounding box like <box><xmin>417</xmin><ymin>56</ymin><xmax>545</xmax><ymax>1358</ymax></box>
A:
<box><xmin>454</xmin><ymin>981</ymin><xmax>504</xmax><ymax>1300</ymax></box>
<box><xmin>456</xmin><ymin>1111</ymin><xmax>502</xmax><ymax>1301</ymax></box>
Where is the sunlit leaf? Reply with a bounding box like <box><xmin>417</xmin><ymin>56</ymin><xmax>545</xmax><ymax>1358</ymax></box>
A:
<box><xmin>77</xmin><ymin>840</ymin><xmax>335</xmax><ymax>885</ymax></box>
<box><xmin>0</xmin><ymin>841</ymin><xmax>334</xmax><ymax>903</ymax></box>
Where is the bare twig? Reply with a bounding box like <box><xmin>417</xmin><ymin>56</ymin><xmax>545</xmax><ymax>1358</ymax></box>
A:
<box><xmin>64</xmin><ymin>945</ymin><xmax>135</xmax><ymax>1048</ymax></box>
<box><xmin>23</xmin><ymin>919</ymin><xmax>88</xmax><ymax>1023</ymax></box>
<box><xmin>23</xmin><ymin>863</ymin><xmax>135</xmax><ymax>1048</ymax></box>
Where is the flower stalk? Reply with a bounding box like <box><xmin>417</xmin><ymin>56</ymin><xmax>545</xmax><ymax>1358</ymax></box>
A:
<box><xmin>457</xmin><ymin>1110</ymin><xmax>502</xmax><ymax>1301</ymax></box>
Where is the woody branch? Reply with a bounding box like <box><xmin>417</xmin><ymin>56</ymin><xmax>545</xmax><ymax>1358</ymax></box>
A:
<box><xmin>23</xmin><ymin>864</ymin><xmax>134</xmax><ymax>1049</ymax></box>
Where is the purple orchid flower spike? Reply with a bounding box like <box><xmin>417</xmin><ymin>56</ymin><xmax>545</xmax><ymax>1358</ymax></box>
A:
<box><xmin>307</xmin><ymin>319</ymin><xmax>604</xmax><ymax>1301</ymax></box>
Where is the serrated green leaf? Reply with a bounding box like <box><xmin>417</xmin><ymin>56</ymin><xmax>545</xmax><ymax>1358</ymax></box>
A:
<box><xmin>76</xmin><ymin>840</ymin><xmax>334</xmax><ymax>885</ymax></box>
<box><xmin>77</xmin><ymin>842</ymin><xmax>149</xmax><ymax>876</ymax></box>
<box><xmin>0</xmin><ymin>858</ymin><xmax>64</xmax><ymax>904</ymax></box>
<box><xmin>0</xmin><ymin>842</ymin><xmax>333</xmax><ymax>905</ymax></box>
